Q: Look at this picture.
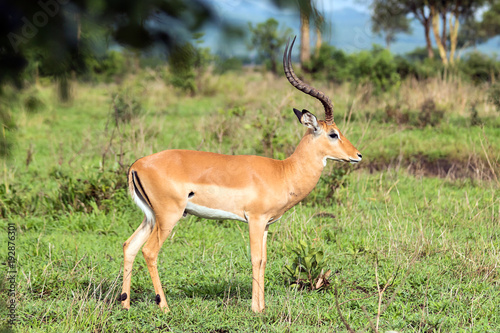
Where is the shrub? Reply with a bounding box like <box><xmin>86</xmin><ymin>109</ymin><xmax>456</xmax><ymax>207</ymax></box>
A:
<box><xmin>394</xmin><ymin>55</ymin><xmax>418</xmax><ymax>80</ymax></box>
<box><xmin>167</xmin><ymin>39</ymin><xmax>212</xmax><ymax>95</ymax></box>
<box><xmin>406</xmin><ymin>46</ymin><xmax>440</xmax><ymax>62</ymax></box>
<box><xmin>488</xmin><ymin>82</ymin><xmax>500</xmax><ymax>112</ymax></box>
<box><xmin>418</xmin><ymin>98</ymin><xmax>444</xmax><ymax>128</ymax></box>
<box><xmin>469</xmin><ymin>102</ymin><xmax>482</xmax><ymax>126</ymax></box>
<box><xmin>91</xmin><ymin>50</ymin><xmax>127</xmax><ymax>82</ymax></box>
<box><xmin>0</xmin><ymin>167</ymin><xmax>129</xmax><ymax>218</ymax></box>
<box><xmin>111</xmin><ymin>89</ymin><xmax>144</xmax><ymax>125</ymax></box>
<box><xmin>168</xmin><ymin>43</ymin><xmax>198</xmax><ymax>95</ymax></box>
<box><xmin>414</xmin><ymin>58</ymin><xmax>445</xmax><ymax>80</ymax></box>
<box><xmin>305</xmin><ymin>45</ymin><xmax>400</xmax><ymax>93</ymax></box>
<box><xmin>284</xmin><ymin>240</ymin><xmax>331</xmax><ymax>291</ymax></box>
<box><xmin>305</xmin><ymin>45</ymin><xmax>351</xmax><ymax>83</ymax></box>
<box><xmin>0</xmin><ymin>102</ymin><xmax>16</xmax><ymax>158</ymax></box>
<box><xmin>50</xmin><ymin>168</ymin><xmax>128</xmax><ymax>214</ymax></box>
<box><xmin>459</xmin><ymin>52</ymin><xmax>500</xmax><ymax>84</ymax></box>
<box><xmin>214</xmin><ymin>56</ymin><xmax>243</xmax><ymax>74</ymax></box>
<box><xmin>350</xmin><ymin>46</ymin><xmax>400</xmax><ymax>93</ymax></box>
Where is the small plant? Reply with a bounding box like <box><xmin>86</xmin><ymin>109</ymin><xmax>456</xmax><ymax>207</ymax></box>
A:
<box><xmin>24</xmin><ymin>95</ymin><xmax>45</xmax><ymax>114</ymax></box>
<box><xmin>384</xmin><ymin>104</ymin><xmax>409</xmax><ymax>125</ymax></box>
<box><xmin>168</xmin><ymin>35</ymin><xmax>211</xmax><ymax>96</ymax></box>
<box><xmin>284</xmin><ymin>240</ymin><xmax>331</xmax><ymax>291</ymax></box>
<box><xmin>488</xmin><ymin>82</ymin><xmax>500</xmax><ymax>112</ymax></box>
<box><xmin>469</xmin><ymin>102</ymin><xmax>482</xmax><ymax>126</ymax></box>
<box><xmin>418</xmin><ymin>98</ymin><xmax>444</xmax><ymax>128</ymax></box>
<box><xmin>111</xmin><ymin>90</ymin><xmax>144</xmax><ymax>125</ymax></box>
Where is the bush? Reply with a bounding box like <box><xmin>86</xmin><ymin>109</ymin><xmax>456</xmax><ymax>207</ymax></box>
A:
<box><xmin>214</xmin><ymin>56</ymin><xmax>243</xmax><ymax>74</ymax></box>
<box><xmin>394</xmin><ymin>55</ymin><xmax>419</xmax><ymax>80</ymax></box>
<box><xmin>0</xmin><ymin>167</ymin><xmax>129</xmax><ymax>218</ymax></box>
<box><xmin>111</xmin><ymin>89</ymin><xmax>144</xmax><ymax>125</ymax></box>
<box><xmin>418</xmin><ymin>98</ymin><xmax>444</xmax><ymax>128</ymax></box>
<box><xmin>488</xmin><ymin>82</ymin><xmax>500</xmax><ymax>112</ymax></box>
<box><xmin>406</xmin><ymin>47</ymin><xmax>440</xmax><ymax>62</ymax></box>
<box><xmin>459</xmin><ymin>52</ymin><xmax>500</xmax><ymax>84</ymax></box>
<box><xmin>0</xmin><ymin>101</ymin><xmax>16</xmax><ymax>158</ymax></box>
<box><xmin>305</xmin><ymin>45</ymin><xmax>400</xmax><ymax>93</ymax></box>
<box><xmin>167</xmin><ymin>40</ymin><xmax>212</xmax><ymax>96</ymax></box>
<box><xmin>284</xmin><ymin>240</ymin><xmax>331</xmax><ymax>291</ymax></box>
<box><xmin>90</xmin><ymin>50</ymin><xmax>127</xmax><ymax>83</ymax></box>
<box><xmin>304</xmin><ymin>45</ymin><xmax>352</xmax><ymax>83</ymax></box>
<box><xmin>350</xmin><ymin>46</ymin><xmax>400</xmax><ymax>93</ymax></box>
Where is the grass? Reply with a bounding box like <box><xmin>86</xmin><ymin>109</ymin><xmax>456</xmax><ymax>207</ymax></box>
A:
<box><xmin>0</xmin><ymin>69</ymin><xmax>499</xmax><ymax>332</ymax></box>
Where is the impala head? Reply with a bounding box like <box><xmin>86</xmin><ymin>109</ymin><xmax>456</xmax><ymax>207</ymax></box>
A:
<box><xmin>284</xmin><ymin>36</ymin><xmax>362</xmax><ymax>165</ymax></box>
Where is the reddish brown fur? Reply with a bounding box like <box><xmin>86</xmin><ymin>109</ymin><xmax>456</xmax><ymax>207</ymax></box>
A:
<box><xmin>120</xmin><ymin>118</ymin><xmax>361</xmax><ymax>313</ymax></box>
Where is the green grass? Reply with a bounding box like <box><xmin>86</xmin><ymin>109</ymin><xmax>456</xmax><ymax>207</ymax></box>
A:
<box><xmin>1</xmin><ymin>72</ymin><xmax>499</xmax><ymax>332</ymax></box>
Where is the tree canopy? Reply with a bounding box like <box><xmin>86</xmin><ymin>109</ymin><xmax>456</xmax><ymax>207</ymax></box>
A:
<box><xmin>248</xmin><ymin>18</ymin><xmax>292</xmax><ymax>75</ymax></box>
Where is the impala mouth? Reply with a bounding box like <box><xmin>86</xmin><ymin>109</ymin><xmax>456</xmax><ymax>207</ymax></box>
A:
<box><xmin>349</xmin><ymin>157</ymin><xmax>362</xmax><ymax>164</ymax></box>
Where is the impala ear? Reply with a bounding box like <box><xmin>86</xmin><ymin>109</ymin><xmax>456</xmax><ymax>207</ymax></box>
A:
<box><xmin>293</xmin><ymin>108</ymin><xmax>320</xmax><ymax>132</ymax></box>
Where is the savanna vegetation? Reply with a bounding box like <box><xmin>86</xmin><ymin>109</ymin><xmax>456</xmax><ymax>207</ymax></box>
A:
<box><xmin>1</xmin><ymin>0</ymin><xmax>500</xmax><ymax>332</ymax></box>
<box><xmin>0</xmin><ymin>48</ymin><xmax>499</xmax><ymax>331</ymax></box>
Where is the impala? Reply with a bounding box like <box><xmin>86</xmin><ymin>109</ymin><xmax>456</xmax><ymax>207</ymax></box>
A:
<box><xmin>120</xmin><ymin>37</ymin><xmax>362</xmax><ymax>313</ymax></box>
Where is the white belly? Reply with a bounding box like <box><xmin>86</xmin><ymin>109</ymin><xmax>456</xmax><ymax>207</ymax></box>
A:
<box><xmin>185</xmin><ymin>202</ymin><xmax>247</xmax><ymax>222</ymax></box>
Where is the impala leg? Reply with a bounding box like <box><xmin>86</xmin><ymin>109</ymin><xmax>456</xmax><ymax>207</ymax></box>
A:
<box><xmin>259</xmin><ymin>225</ymin><xmax>269</xmax><ymax>311</ymax></box>
<box><xmin>142</xmin><ymin>210</ymin><xmax>183</xmax><ymax>312</ymax></box>
<box><xmin>121</xmin><ymin>217</ymin><xmax>154</xmax><ymax>309</ymax></box>
<box><xmin>249</xmin><ymin>219</ymin><xmax>269</xmax><ymax>313</ymax></box>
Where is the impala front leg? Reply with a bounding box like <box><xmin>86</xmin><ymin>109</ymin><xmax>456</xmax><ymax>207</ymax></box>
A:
<box><xmin>249</xmin><ymin>219</ymin><xmax>269</xmax><ymax>313</ymax></box>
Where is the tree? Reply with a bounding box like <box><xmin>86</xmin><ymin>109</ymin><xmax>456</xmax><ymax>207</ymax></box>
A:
<box><xmin>457</xmin><ymin>0</ymin><xmax>500</xmax><ymax>47</ymax></box>
<box><xmin>371</xmin><ymin>0</ymin><xmax>484</xmax><ymax>63</ymax></box>
<box><xmin>299</xmin><ymin>1</ymin><xmax>312</xmax><ymax>64</ymax></box>
<box><xmin>480</xmin><ymin>0</ymin><xmax>500</xmax><ymax>37</ymax></box>
<box><xmin>297</xmin><ymin>0</ymin><xmax>324</xmax><ymax>65</ymax></box>
<box><xmin>371</xmin><ymin>0</ymin><xmax>412</xmax><ymax>50</ymax></box>
<box><xmin>406</xmin><ymin>0</ymin><xmax>436</xmax><ymax>59</ymax></box>
<box><xmin>371</xmin><ymin>0</ymin><xmax>435</xmax><ymax>58</ymax></box>
<box><xmin>248</xmin><ymin>18</ymin><xmax>292</xmax><ymax>75</ymax></box>
<box><xmin>429</xmin><ymin>0</ymin><xmax>484</xmax><ymax>66</ymax></box>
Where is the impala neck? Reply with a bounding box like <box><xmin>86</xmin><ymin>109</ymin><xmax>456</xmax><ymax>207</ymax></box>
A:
<box><xmin>282</xmin><ymin>131</ymin><xmax>325</xmax><ymax>204</ymax></box>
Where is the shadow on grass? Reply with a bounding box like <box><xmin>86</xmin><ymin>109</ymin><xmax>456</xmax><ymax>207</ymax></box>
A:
<box><xmin>177</xmin><ymin>278</ymin><xmax>252</xmax><ymax>299</ymax></box>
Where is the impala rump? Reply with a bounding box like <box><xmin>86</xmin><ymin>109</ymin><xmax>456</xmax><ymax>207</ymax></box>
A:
<box><xmin>129</xmin><ymin>170</ymin><xmax>155</xmax><ymax>226</ymax></box>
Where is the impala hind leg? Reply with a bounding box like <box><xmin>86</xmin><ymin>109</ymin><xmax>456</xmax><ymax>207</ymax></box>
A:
<box><xmin>249</xmin><ymin>219</ymin><xmax>269</xmax><ymax>313</ymax></box>
<box><xmin>121</xmin><ymin>217</ymin><xmax>154</xmax><ymax>309</ymax></box>
<box><xmin>142</xmin><ymin>209</ymin><xmax>183</xmax><ymax>312</ymax></box>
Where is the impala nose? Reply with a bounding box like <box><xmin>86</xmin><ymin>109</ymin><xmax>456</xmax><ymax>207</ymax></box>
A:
<box><xmin>357</xmin><ymin>153</ymin><xmax>362</xmax><ymax>159</ymax></box>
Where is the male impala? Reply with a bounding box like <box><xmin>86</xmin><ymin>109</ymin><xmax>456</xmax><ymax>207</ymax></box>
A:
<box><xmin>120</xmin><ymin>37</ymin><xmax>362</xmax><ymax>313</ymax></box>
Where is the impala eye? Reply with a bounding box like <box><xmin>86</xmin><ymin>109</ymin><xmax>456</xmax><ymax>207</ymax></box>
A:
<box><xmin>329</xmin><ymin>132</ymin><xmax>339</xmax><ymax>139</ymax></box>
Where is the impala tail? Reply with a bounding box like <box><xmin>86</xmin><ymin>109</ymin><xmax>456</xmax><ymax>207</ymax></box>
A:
<box><xmin>128</xmin><ymin>169</ymin><xmax>156</xmax><ymax>226</ymax></box>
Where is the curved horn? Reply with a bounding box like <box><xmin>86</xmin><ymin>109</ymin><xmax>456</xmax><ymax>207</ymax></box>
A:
<box><xmin>283</xmin><ymin>36</ymin><xmax>334</xmax><ymax>124</ymax></box>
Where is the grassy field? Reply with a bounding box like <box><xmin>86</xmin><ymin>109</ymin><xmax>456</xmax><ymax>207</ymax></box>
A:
<box><xmin>1</xmin><ymin>70</ymin><xmax>499</xmax><ymax>332</ymax></box>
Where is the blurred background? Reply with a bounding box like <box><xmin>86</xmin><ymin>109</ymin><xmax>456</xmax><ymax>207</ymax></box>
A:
<box><xmin>1</xmin><ymin>1</ymin><xmax>499</xmax><ymax>331</ymax></box>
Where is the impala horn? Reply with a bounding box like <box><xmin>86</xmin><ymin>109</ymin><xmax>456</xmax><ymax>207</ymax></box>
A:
<box><xmin>283</xmin><ymin>36</ymin><xmax>334</xmax><ymax>124</ymax></box>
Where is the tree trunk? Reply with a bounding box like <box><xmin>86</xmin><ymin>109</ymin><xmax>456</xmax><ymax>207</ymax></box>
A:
<box><xmin>315</xmin><ymin>27</ymin><xmax>322</xmax><ymax>57</ymax></box>
<box><xmin>449</xmin><ymin>11</ymin><xmax>460</xmax><ymax>65</ymax></box>
<box><xmin>270</xmin><ymin>53</ymin><xmax>278</xmax><ymax>74</ymax></box>
<box><xmin>300</xmin><ymin>11</ymin><xmax>310</xmax><ymax>64</ymax></box>
<box><xmin>385</xmin><ymin>34</ymin><xmax>392</xmax><ymax>50</ymax></box>
<box><xmin>424</xmin><ymin>19</ymin><xmax>435</xmax><ymax>59</ymax></box>
<box><xmin>440</xmin><ymin>11</ymin><xmax>447</xmax><ymax>49</ymax></box>
<box><xmin>430</xmin><ymin>5</ymin><xmax>448</xmax><ymax>66</ymax></box>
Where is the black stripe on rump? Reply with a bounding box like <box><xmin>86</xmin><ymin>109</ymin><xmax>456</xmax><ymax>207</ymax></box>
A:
<box><xmin>132</xmin><ymin>170</ymin><xmax>153</xmax><ymax>209</ymax></box>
